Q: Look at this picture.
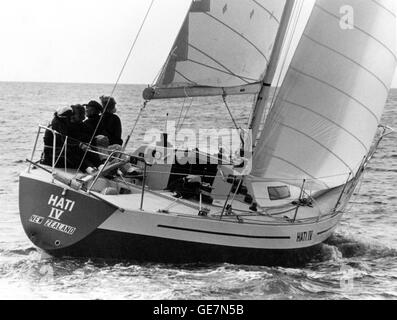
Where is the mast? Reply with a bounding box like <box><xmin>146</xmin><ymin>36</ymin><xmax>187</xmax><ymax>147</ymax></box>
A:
<box><xmin>248</xmin><ymin>0</ymin><xmax>296</xmax><ymax>148</ymax></box>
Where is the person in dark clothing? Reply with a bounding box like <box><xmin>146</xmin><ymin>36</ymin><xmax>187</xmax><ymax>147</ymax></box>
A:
<box><xmin>41</xmin><ymin>105</ymin><xmax>99</xmax><ymax>172</ymax></box>
<box><xmin>69</xmin><ymin>104</ymin><xmax>102</xmax><ymax>171</ymax></box>
<box><xmin>99</xmin><ymin>96</ymin><xmax>123</xmax><ymax>146</ymax></box>
<box><xmin>69</xmin><ymin>105</ymin><xmax>91</xmax><ymax>143</ymax></box>
<box><xmin>84</xmin><ymin>100</ymin><xmax>103</xmax><ymax>137</ymax></box>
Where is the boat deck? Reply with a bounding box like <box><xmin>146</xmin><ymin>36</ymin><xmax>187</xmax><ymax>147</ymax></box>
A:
<box><xmin>26</xmin><ymin>165</ymin><xmax>342</xmax><ymax>225</ymax></box>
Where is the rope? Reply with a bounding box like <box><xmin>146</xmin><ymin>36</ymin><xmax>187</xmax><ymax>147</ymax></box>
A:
<box><xmin>75</xmin><ymin>0</ymin><xmax>156</xmax><ymax>174</ymax></box>
<box><xmin>122</xmin><ymin>101</ymin><xmax>148</xmax><ymax>151</ymax></box>
<box><xmin>177</xmin><ymin>98</ymin><xmax>193</xmax><ymax>133</ymax></box>
<box><xmin>176</xmin><ymin>98</ymin><xmax>187</xmax><ymax>130</ymax></box>
<box><xmin>343</xmin><ymin>170</ymin><xmax>365</xmax><ymax>215</ymax></box>
<box><xmin>222</xmin><ymin>93</ymin><xmax>240</xmax><ymax>131</ymax></box>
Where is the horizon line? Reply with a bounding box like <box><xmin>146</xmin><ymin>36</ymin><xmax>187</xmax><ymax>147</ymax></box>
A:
<box><xmin>0</xmin><ymin>79</ymin><xmax>397</xmax><ymax>90</ymax></box>
<box><xmin>0</xmin><ymin>79</ymin><xmax>150</xmax><ymax>86</ymax></box>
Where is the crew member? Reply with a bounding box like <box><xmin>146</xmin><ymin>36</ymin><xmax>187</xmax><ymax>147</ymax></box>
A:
<box><xmin>69</xmin><ymin>104</ymin><xmax>91</xmax><ymax>143</ymax></box>
<box><xmin>84</xmin><ymin>100</ymin><xmax>103</xmax><ymax>137</ymax></box>
<box><xmin>99</xmin><ymin>96</ymin><xmax>123</xmax><ymax>146</ymax></box>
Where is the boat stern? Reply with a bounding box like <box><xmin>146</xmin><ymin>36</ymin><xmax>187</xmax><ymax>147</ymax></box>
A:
<box><xmin>19</xmin><ymin>170</ymin><xmax>117</xmax><ymax>253</ymax></box>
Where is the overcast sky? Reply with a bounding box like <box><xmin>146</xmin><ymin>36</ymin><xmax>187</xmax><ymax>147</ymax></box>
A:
<box><xmin>0</xmin><ymin>0</ymin><xmax>396</xmax><ymax>86</ymax></box>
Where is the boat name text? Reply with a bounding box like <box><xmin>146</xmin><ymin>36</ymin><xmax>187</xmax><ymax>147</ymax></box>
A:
<box><xmin>47</xmin><ymin>194</ymin><xmax>76</xmax><ymax>221</ymax></box>
<box><xmin>44</xmin><ymin>219</ymin><xmax>76</xmax><ymax>235</ymax></box>
<box><xmin>297</xmin><ymin>231</ymin><xmax>313</xmax><ymax>242</ymax></box>
<box><xmin>29</xmin><ymin>215</ymin><xmax>45</xmax><ymax>225</ymax></box>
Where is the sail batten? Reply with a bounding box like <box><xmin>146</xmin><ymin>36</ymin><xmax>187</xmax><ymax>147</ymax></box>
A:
<box><xmin>302</xmin><ymin>33</ymin><xmax>390</xmax><ymax>92</ymax></box>
<box><xmin>280</xmin><ymin>99</ymin><xmax>369</xmax><ymax>153</ymax></box>
<box><xmin>315</xmin><ymin>3</ymin><xmax>397</xmax><ymax>61</ymax></box>
<box><xmin>146</xmin><ymin>0</ymin><xmax>288</xmax><ymax>100</ymax></box>
<box><xmin>370</xmin><ymin>0</ymin><xmax>396</xmax><ymax>17</ymax></box>
<box><xmin>289</xmin><ymin>66</ymin><xmax>381</xmax><ymax>123</ymax></box>
<box><xmin>252</xmin><ymin>0</ymin><xmax>397</xmax><ymax>190</ymax></box>
<box><xmin>185</xmin><ymin>58</ymin><xmax>255</xmax><ymax>83</ymax></box>
<box><xmin>276</xmin><ymin>121</ymin><xmax>355</xmax><ymax>174</ymax></box>
<box><xmin>251</xmin><ymin>0</ymin><xmax>281</xmax><ymax>23</ymax></box>
<box><xmin>203</xmin><ymin>12</ymin><xmax>270</xmax><ymax>61</ymax></box>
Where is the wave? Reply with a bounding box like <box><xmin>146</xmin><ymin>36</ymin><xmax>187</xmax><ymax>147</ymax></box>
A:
<box><xmin>367</xmin><ymin>167</ymin><xmax>397</xmax><ymax>173</ymax></box>
<box><xmin>324</xmin><ymin>233</ymin><xmax>397</xmax><ymax>259</ymax></box>
<box><xmin>0</xmin><ymin>247</ymin><xmax>38</xmax><ymax>257</ymax></box>
<box><xmin>7</xmin><ymin>247</ymin><xmax>39</xmax><ymax>256</ymax></box>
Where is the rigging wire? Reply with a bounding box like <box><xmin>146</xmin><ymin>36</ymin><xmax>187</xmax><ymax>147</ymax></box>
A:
<box><xmin>176</xmin><ymin>98</ymin><xmax>188</xmax><ymax>130</ymax></box>
<box><xmin>46</xmin><ymin>127</ymin><xmax>361</xmax><ymax>186</ymax></box>
<box><xmin>222</xmin><ymin>93</ymin><xmax>246</xmax><ymax>149</ymax></box>
<box><xmin>222</xmin><ymin>93</ymin><xmax>241</xmax><ymax>132</ymax></box>
<box><xmin>177</xmin><ymin>98</ymin><xmax>194</xmax><ymax>133</ymax></box>
<box><xmin>75</xmin><ymin>0</ymin><xmax>156</xmax><ymax>174</ymax></box>
<box><xmin>122</xmin><ymin>101</ymin><xmax>148</xmax><ymax>151</ymax></box>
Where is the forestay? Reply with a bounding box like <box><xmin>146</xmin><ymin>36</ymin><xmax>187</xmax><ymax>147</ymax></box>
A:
<box><xmin>144</xmin><ymin>0</ymin><xmax>287</xmax><ymax>100</ymax></box>
<box><xmin>251</xmin><ymin>0</ymin><xmax>397</xmax><ymax>190</ymax></box>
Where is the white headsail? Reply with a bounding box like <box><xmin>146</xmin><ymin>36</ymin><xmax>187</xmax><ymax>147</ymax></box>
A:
<box><xmin>251</xmin><ymin>0</ymin><xmax>397</xmax><ymax>190</ymax></box>
<box><xmin>143</xmin><ymin>0</ymin><xmax>287</xmax><ymax>100</ymax></box>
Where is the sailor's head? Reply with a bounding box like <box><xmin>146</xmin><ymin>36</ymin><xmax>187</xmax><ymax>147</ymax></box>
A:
<box><xmin>85</xmin><ymin>100</ymin><xmax>103</xmax><ymax>117</ymax></box>
<box><xmin>71</xmin><ymin>104</ymin><xmax>86</xmax><ymax>123</ymax></box>
<box><xmin>55</xmin><ymin>106</ymin><xmax>73</xmax><ymax>120</ymax></box>
<box><xmin>100</xmin><ymin>96</ymin><xmax>117</xmax><ymax>113</ymax></box>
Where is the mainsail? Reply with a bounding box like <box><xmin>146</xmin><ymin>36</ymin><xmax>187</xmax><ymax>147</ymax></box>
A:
<box><xmin>251</xmin><ymin>0</ymin><xmax>397</xmax><ymax>190</ymax></box>
<box><xmin>143</xmin><ymin>0</ymin><xmax>288</xmax><ymax>100</ymax></box>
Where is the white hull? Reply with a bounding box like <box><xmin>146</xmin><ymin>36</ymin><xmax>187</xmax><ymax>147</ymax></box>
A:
<box><xmin>99</xmin><ymin>204</ymin><xmax>342</xmax><ymax>251</ymax></box>
<box><xmin>19</xmin><ymin>166</ymin><xmax>354</xmax><ymax>266</ymax></box>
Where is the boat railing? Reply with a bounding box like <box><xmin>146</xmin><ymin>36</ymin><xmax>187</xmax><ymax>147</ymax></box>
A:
<box><xmin>28</xmin><ymin>125</ymin><xmax>152</xmax><ymax>210</ymax></box>
<box><xmin>365</xmin><ymin>125</ymin><xmax>394</xmax><ymax>165</ymax></box>
<box><xmin>313</xmin><ymin>125</ymin><xmax>394</xmax><ymax>220</ymax></box>
<box><xmin>29</xmin><ymin>125</ymin><xmax>84</xmax><ymax>175</ymax></box>
<box><xmin>29</xmin><ymin>125</ymin><xmax>60</xmax><ymax>174</ymax></box>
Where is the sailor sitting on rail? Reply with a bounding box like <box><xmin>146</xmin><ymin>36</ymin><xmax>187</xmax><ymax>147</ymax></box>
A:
<box><xmin>99</xmin><ymin>96</ymin><xmax>123</xmax><ymax>147</ymax></box>
<box><xmin>42</xmin><ymin>106</ymin><xmax>97</xmax><ymax>172</ymax></box>
<box><xmin>83</xmin><ymin>100</ymin><xmax>103</xmax><ymax>137</ymax></box>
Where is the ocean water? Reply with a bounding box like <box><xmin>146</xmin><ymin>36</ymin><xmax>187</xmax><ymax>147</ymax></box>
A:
<box><xmin>0</xmin><ymin>81</ymin><xmax>396</xmax><ymax>300</ymax></box>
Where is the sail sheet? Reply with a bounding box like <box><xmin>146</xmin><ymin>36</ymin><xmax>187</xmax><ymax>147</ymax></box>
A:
<box><xmin>151</xmin><ymin>0</ymin><xmax>287</xmax><ymax>98</ymax></box>
<box><xmin>251</xmin><ymin>0</ymin><xmax>397</xmax><ymax>190</ymax></box>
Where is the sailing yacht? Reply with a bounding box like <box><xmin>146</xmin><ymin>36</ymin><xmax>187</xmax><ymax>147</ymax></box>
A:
<box><xmin>19</xmin><ymin>0</ymin><xmax>396</xmax><ymax>266</ymax></box>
